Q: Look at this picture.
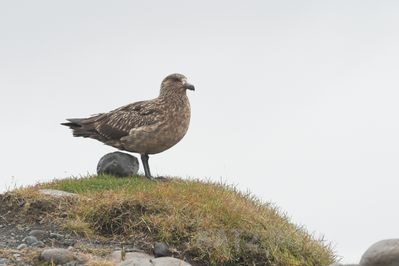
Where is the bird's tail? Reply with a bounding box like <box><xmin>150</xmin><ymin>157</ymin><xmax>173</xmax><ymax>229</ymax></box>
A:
<box><xmin>61</xmin><ymin>118</ymin><xmax>96</xmax><ymax>138</ymax></box>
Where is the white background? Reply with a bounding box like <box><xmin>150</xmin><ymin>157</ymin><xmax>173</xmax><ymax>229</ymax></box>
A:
<box><xmin>1</xmin><ymin>1</ymin><xmax>399</xmax><ymax>263</ymax></box>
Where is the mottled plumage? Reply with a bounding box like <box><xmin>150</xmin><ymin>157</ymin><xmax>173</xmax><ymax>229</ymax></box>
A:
<box><xmin>62</xmin><ymin>73</ymin><xmax>195</xmax><ymax>178</ymax></box>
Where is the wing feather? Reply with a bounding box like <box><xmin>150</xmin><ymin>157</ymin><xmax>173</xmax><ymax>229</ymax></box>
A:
<box><xmin>94</xmin><ymin>99</ymin><xmax>163</xmax><ymax>141</ymax></box>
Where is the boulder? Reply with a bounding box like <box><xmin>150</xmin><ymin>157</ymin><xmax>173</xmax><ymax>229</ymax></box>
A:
<box><xmin>97</xmin><ymin>152</ymin><xmax>139</xmax><ymax>177</ymax></box>
<box><xmin>360</xmin><ymin>239</ymin><xmax>399</xmax><ymax>266</ymax></box>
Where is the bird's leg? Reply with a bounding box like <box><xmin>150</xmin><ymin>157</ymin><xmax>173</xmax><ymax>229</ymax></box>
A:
<box><xmin>141</xmin><ymin>154</ymin><xmax>152</xmax><ymax>179</ymax></box>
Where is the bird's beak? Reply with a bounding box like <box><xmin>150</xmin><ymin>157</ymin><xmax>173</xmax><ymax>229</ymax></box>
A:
<box><xmin>184</xmin><ymin>82</ymin><xmax>195</xmax><ymax>91</ymax></box>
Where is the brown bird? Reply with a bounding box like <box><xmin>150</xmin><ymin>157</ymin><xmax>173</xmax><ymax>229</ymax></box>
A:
<box><xmin>61</xmin><ymin>73</ymin><xmax>195</xmax><ymax>179</ymax></box>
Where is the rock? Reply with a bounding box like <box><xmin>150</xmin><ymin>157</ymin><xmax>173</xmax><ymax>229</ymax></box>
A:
<box><xmin>17</xmin><ymin>243</ymin><xmax>27</xmax><ymax>250</ymax></box>
<box><xmin>31</xmin><ymin>240</ymin><xmax>45</xmax><ymax>247</ymax></box>
<box><xmin>41</xmin><ymin>248</ymin><xmax>75</xmax><ymax>265</ymax></box>
<box><xmin>111</xmin><ymin>251</ymin><xmax>153</xmax><ymax>263</ymax></box>
<box><xmin>329</xmin><ymin>263</ymin><xmax>359</xmax><ymax>266</ymax></box>
<box><xmin>0</xmin><ymin>258</ymin><xmax>9</xmax><ymax>266</ymax></box>
<box><xmin>360</xmin><ymin>239</ymin><xmax>399</xmax><ymax>266</ymax></box>
<box><xmin>63</xmin><ymin>238</ymin><xmax>77</xmax><ymax>246</ymax></box>
<box><xmin>154</xmin><ymin>242</ymin><xmax>170</xmax><ymax>257</ymax></box>
<box><xmin>29</xmin><ymin>229</ymin><xmax>49</xmax><ymax>240</ymax></box>
<box><xmin>23</xmin><ymin>235</ymin><xmax>38</xmax><ymax>245</ymax></box>
<box><xmin>97</xmin><ymin>152</ymin><xmax>139</xmax><ymax>177</ymax></box>
<box><xmin>39</xmin><ymin>189</ymin><xmax>77</xmax><ymax>198</ymax></box>
<box><xmin>49</xmin><ymin>232</ymin><xmax>64</xmax><ymax>240</ymax></box>
<box><xmin>151</xmin><ymin>257</ymin><xmax>191</xmax><ymax>266</ymax></box>
<box><xmin>118</xmin><ymin>257</ymin><xmax>153</xmax><ymax>266</ymax></box>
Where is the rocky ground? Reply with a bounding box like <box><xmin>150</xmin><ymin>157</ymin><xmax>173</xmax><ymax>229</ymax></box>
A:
<box><xmin>0</xmin><ymin>189</ymin><xmax>192</xmax><ymax>266</ymax></box>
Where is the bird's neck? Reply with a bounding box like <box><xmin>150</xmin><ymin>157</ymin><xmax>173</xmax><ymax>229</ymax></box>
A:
<box><xmin>159</xmin><ymin>88</ymin><xmax>187</xmax><ymax>103</ymax></box>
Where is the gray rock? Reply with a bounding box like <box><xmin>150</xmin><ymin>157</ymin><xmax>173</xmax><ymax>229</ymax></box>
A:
<box><xmin>151</xmin><ymin>257</ymin><xmax>191</xmax><ymax>266</ymax></box>
<box><xmin>63</xmin><ymin>238</ymin><xmax>77</xmax><ymax>246</ymax></box>
<box><xmin>29</xmin><ymin>229</ymin><xmax>48</xmax><ymax>240</ymax></box>
<box><xmin>154</xmin><ymin>242</ymin><xmax>170</xmax><ymax>257</ymax></box>
<box><xmin>39</xmin><ymin>189</ymin><xmax>77</xmax><ymax>198</ymax></box>
<box><xmin>360</xmin><ymin>239</ymin><xmax>399</xmax><ymax>266</ymax></box>
<box><xmin>49</xmin><ymin>232</ymin><xmax>64</xmax><ymax>240</ymax></box>
<box><xmin>334</xmin><ymin>261</ymin><xmax>350</xmax><ymax>265</ymax></box>
<box><xmin>111</xmin><ymin>251</ymin><xmax>153</xmax><ymax>263</ymax></box>
<box><xmin>97</xmin><ymin>152</ymin><xmax>139</xmax><ymax>177</ymax></box>
<box><xmin>118</xmin><ymin>257</ymin><xmax>153</xmax><ymax>266</ymax></box>
<box><xmin>17</xmin><ymin>243</ymin><xmax>27</xmax><ymax>250</ymax></box>
<box><xmin>31</xmin><ymin>240</ymin><xmax>45</xmax><ymax>247</ymax></box>
<box><xmin>0</xmin><ymin>258</ymin><xmax>9</xmax><ymax>266</ymax></box>
<box><xmin>41</xmin><ymin>248</ymin><xmax>75</xmax><ymax>265</ymax></box>
<box><xmin>23</xmin><ymin>235</ymin><xmax>38</xmax><ymax>245</ymax></box>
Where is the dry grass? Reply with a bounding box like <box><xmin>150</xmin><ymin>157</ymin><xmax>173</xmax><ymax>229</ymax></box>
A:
<box><xmin>6</xmin><ymin>175</ymin><xmax>336</xmax><ymax>265</ymax></box>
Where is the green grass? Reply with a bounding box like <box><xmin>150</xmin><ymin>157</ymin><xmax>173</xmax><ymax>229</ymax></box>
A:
<box><xmin>9</xmin><ymin>175</ymin><xmax>336</xmax><ymax>265</ymax></box>
<box><xmin>38</xmin><ymin>174</ymin><xmax>156</xmax><ymax>194</ymax></box>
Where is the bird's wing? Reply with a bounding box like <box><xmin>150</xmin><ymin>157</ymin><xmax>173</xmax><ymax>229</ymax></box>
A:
<box><xmin>93</xmin><ymin>100</ymin><xmax>163</xmax><ymax>140</ymax></box>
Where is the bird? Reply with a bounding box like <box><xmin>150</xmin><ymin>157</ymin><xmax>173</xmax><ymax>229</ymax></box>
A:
<box><xmin>61</xmin><ymin>73</ymin><xmax>195</xmax><ymax>179</ymax></box>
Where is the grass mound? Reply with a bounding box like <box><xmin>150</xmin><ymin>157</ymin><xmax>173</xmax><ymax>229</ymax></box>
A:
<box><xmin>10</xmin><ymin>175</ymin><xmax>335</xmax><ymax>265</ymax></box>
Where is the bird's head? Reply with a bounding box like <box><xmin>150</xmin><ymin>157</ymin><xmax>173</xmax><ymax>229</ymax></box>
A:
<box><xmin>160</xmin><ymin>73</ymin><xmax>195</xmax><ymax>97</ymax></box>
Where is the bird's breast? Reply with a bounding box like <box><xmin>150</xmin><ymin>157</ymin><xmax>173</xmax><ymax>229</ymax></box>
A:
<box><xmin>122</xmin><ymin>100</ymin><xmax>191</xmax><ymax>154</ymax></box>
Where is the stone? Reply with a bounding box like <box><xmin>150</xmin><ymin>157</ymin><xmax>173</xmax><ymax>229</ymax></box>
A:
<box><xmin>17</xmin><ymin>243</ymin><xmax>27</xmax><ymax>250</ymax></box>
<box><xmin>154</xmin><ymin>242</ymin><xmax>170</xmax><ymax>257</ymax></box>
<box><xmin>97</xmin><ymin>152</ymin><xmax>139</xmax><ymax>177</ymax></box>
<box><xmin>329</xmin><ymin>263</ymin><xmax>359</xmax><ymax>266</ymax></box>
<box><xmin>151</xmin><ymin>257</ymin><xmax>192</xmax><ymax>266</ymax></box>
<box><xmin>31</xmin><ymin>240</ymin><xmax>45</xmax><ymax>247</ymax></box>
<box><xmin>49</xmin><ymin>232</ymin><xmax>64</xmax><ymax>240</ymax></box>
<box><xmin>118</xmin><ymin>257</ymin><xmax>153</xmax><ymax>266</ymax></box>
<box><xmin>29</xmin><ymin>229</ymin><xmax>49</xmax><ymax>239</ymax></box>
<box><xmin>23</xmin><ymin>235</ymin><xmax>38</xmax><ymax>245</ymax></box>
<box><xmin>39</xmin><ymin>189</ymin><xmax>77</xmax><ymax>198</ymax></box>
<box><xmin>0</xmin><ymin>258</ymin><xmax>9</xmax><ymax>266</ymax></box>
<box><xmin>41</xmin><ymin>248</ymin><xmax>75</xmax><ymax>265</ymax></box>
<box><xmin>111</xmin><ymin>251</ymin><xmax>153</xmax><ymax>263</ymax></box>
<box><xmin>360</xmin><ymin>239</ymin><xmax>399</xmax><ymax>266</ymax></box>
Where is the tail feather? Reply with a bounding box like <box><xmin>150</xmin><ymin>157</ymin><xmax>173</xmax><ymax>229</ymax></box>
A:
<box><xmin>61</xmin><ymin>118</ymin><xmax>96</xmax><ymax>138</ymax></box>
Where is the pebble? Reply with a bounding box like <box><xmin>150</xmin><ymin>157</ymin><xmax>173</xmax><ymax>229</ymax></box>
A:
<box><xmin>23</xmin><ymin>235</ymin><xmax>38</xmax><ymax>245</ymax></box>
<box><xmin>0</xmin><ymin>258</ymin><xmax>9</xmax><ymax>266</ymax></box>
<box><xmin>31</xmin><ymin>240</ymin><xmax>45</xmax><ymax>247</ymax></box>
<box><xmin>154</xmin><ymin>242</ymin><xmax>170</xmax><ymax>257</ymax></box>
<box><xmin>29</xmin><ymin>229</ymin><xmax>48</xmax><ymax>240</ymax></box>
<box><xmin>50</xmin><ymin>232</ymin><xmax>64</xmax><ymax>240</ymax></box>
<box><xmin>17</xmin><ymin>244</ymin><xmax>27</xmax><ymax>250</ymax></box>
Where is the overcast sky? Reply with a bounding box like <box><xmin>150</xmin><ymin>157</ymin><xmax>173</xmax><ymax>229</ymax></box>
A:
<box><xmin>1</xmin><ymin>1</ymin><xmax>399</xmax><ymax>263</ymax></box>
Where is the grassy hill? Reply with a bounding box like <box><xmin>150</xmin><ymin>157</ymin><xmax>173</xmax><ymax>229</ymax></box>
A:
<box><xmin>2</xmin><ymin>175</ymin><xmax>336</xmax><ymax>265</ymax></box>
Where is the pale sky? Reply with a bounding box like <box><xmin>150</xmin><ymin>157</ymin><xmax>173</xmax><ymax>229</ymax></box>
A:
<box><xmin>1</xmin><ymin>1</ymin><xmax>399</xmax><ymax>264</ymax></box>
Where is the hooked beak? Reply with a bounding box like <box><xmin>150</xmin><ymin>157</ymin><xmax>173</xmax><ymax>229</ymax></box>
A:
<box><xmin>184</xmin><ymin>82</ymin><xmax>195</xmax><ymax>91</ymax></box>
